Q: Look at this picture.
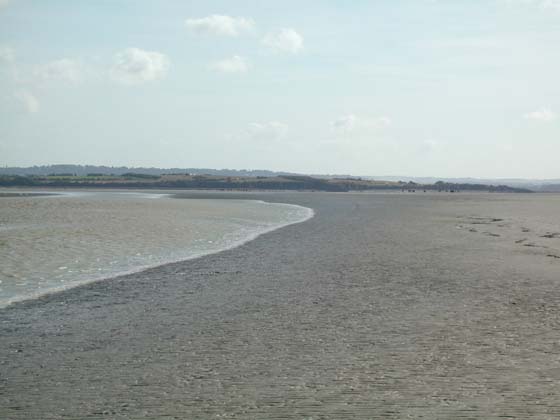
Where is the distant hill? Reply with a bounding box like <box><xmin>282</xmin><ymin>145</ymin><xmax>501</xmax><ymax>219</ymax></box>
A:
<box><xmin>0</xmin><ymin>171</ymin><xmax>531</xmax><ymax>193</ymax></box>
<box><xmin>534</xmin><ymin>184</ymin><xmax>560</xmax><ymax>193</ymax></box>
<box><xmin>365</xmin><ymin>175</ymin><xmax>560</xmax><ymax>191</ymax></box>
<box><xmin>0</xmin><ymin>165</ymin><xmax>554</xmax><ymax>191</ymax></box>
<box><xmin>0</xmin><ymin>165</ymin><xmax>298</xmax><ymax>178</ymax></box>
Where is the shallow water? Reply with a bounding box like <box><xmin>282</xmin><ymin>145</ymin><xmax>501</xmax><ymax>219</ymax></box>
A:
<box><xmin>0</xmin><ymin>191</ymin><xmax>312</xmax><ymax>306</ymax></box>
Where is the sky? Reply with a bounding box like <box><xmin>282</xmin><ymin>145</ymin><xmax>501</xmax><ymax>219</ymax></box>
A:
<box><xmin>1</xmin><ymin>0</ymin><xmax>560</xmax><ymax>178</ymax></box>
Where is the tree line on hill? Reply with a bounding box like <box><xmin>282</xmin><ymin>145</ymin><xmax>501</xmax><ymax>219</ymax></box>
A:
<box><xmin>0</xmin><ymin>173</ymin><xmax>531</xmax><ymax>193</ymax></box>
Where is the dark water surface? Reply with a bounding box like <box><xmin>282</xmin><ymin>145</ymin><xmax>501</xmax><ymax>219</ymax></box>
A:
<box><xmin>1</xmin><ymin>191</ymin><xmax>560</xmax><ymax>419</ymax></box>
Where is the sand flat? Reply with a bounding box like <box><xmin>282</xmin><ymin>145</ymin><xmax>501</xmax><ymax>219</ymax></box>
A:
<box><xmin>1</xmin><ymin>191</ymin><xmax>560</xmax><ymax>419</ymax></box>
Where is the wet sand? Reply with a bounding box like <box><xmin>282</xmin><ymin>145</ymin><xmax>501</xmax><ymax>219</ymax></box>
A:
<box><xmin>2</xmin><ymin>191</ymin><xmax>560</xmax><ymax>419</ymax></box>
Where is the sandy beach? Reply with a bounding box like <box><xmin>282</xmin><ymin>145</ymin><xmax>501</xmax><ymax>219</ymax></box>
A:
<box><xmin>2</xmin><ymin>191</ymin><xmax>560</xmax><ymax>419</ymax></box>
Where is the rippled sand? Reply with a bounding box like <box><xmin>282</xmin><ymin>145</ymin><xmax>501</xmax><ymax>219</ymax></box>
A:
<box><xmin>1</xmin><ymin>191</ymin><xmax>560</xmax><ymax>419</ymax></box>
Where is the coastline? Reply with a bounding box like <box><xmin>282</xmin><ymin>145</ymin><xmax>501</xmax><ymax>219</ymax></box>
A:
<box><xmin>0</xmin><ymin>192</ymin><xmax>314</xmax><ymax>308</ymax></box>
<box><xmin>2</xmin><ymin>191</ymin><xmax>560</xmax><ymax>419</ymax></box>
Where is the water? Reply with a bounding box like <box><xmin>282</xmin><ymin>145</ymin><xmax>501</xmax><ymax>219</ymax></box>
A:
<box><xmin>0</xmin><ymin>191</ymin><xmax>313</xmax><ymax>306</ymax></box>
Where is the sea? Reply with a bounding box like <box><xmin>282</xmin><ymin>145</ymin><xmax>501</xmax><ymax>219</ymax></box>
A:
<box><xmin>0</xmin><ymin>190</ymin><xmax>313</xmax><ymax>307</ymax></box>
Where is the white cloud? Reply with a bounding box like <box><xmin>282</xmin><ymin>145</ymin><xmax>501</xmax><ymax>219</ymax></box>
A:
<box><xmin>524</xmin><ymin>108</ymin><xmax>557</xmax><ymax>122</ymax></box>
<box><xmin>332</xmin><ymin>114</ymin><xmax>391</xmax><ymax>133</ymax></box>
<box><xmin>110</xmin><ymin>48</ymin><xmax>169</xmax><ymax>85</ymax></box>
<box><xmin>0</xmin><ymin>46</ymin><xmax>14</xmax><ymax>63</ymax></box>
<box><xmin>248</xmin><ymin>121</ymin><xmax>288</xmax><ymax>141</ymax></box>
<box><xmin>417</xmin><ymin>139</ymin><xmax>439</xmax><ymax>154</ymax></box>
<box><xmin>185</xmin><ymin>15</ymin><xmax>254</xmax><ymax>36</ymax></box>
<box><xmin>541</xmin><ymin>0</ymin><xmax>560</xmax><ymax>10</ymax></box>
<box><xmin>210</xmin><ymin>55</ymin><xmax>249</xmax><ymax>73</ymax></box>
<box><xmin>423</xmin><ymin>38</ymin><xmax>502</xmax><ymax>50</ymax></box>
<box><xmin>36</xmin><ymin>58</ymin><xmax>83</xmax><ymax>83</ymax></box>
<box><xmin>501</xmin><ymin>0</ymin><xmax>560</xmax><ymax>10</ymax></box>
<box><xmin>14</xmin><ymin>90</ymin><xmax>40</xmax><ymax>113</ymax></box>
<box><xmin>332</xmin><ymin>114</ymin><xmax>357</xmax><ymax>132</ymax></box>
<box><xmin>0</xmin><ymin>0</ymin><xmax>11</xmax><ymax>9</ymax></box>
<box><xmin>262</xmin><ymin>28</ymin><xmax>304</xmax><ymax>54</ymax></box>
<box><xmin>365</xmin><ymin>116</ymin><xmax>392</xmax><ymax>128</ymax></box>
<box><xmin>501</xmin><ymin>143</ymin><xmax>514</xmax><ymax>152</ymax></box>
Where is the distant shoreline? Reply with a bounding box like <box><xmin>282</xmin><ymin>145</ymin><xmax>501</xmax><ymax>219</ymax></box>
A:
<box><xmin>0</xmin><ymin>173</ymin><xmax>532</xmax><ymax>193</ymax></box>
<box><xmin>0</xmin><ymin>191</ymin><xmax>58</xmax><ymax>198</ymax></box>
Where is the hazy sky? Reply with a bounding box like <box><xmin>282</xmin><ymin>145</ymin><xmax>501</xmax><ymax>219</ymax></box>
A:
<box><xmin>1</xmin><ymin>0</ymin><xmax>559</xmax><ymax>178</ymax></box>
